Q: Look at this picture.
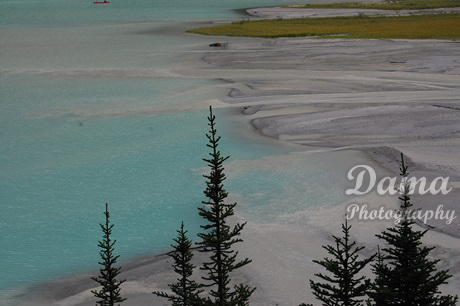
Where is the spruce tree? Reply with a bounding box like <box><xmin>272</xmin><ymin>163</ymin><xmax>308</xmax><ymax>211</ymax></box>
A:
<box><xmin>197</xmin><ymin>106</ymin><xmax>255</xmax><ymax>306</ymax></box>
<box><xmin>153</xmin><ymin>222</ymin><xmax>203</xmax><ymax>306</ymax></box>
<box><xmin>306</xmin><ymin>218</ymin><xmax>374</xmax><ymax>306</ymax></box>
<box><xmin>92</xmin><ymin>203</ymin><xmax>126</xmax><ymax>306</ymax></box>
<box><xmin>368</xmin><ymin>154</ymin><xmax>458</xmax><ymax>306</ymax></box>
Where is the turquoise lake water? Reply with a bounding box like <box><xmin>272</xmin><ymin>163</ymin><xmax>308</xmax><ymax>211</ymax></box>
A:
<box><xmin>0</xmin><ymin>0</ymin><xmax>354</xmax><ymax>296</ymax></box>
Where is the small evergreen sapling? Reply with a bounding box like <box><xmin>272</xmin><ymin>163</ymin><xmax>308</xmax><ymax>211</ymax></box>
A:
<box><xmin>153</xmin><ymin>222</ymin><xmax>203</xmax><ymax>306</ymax></box>
<box><xmin>307</xmin><ymin>218</ymin><xmax>374</xmax><ymax>306</ymax></box>
<box><xmin>369</xmin><ymin>154</ymin><xmax>458</xmax><ymax>306</ymax></box>
<box><xmin>92</xmin><ymin>203</ymin><xmax>126</xmax><ymax>305</ymax></box>
<box><xmin>197</xmin><ymin>106</ymin><xmax>255</xmax><ymax>306</ymax></box>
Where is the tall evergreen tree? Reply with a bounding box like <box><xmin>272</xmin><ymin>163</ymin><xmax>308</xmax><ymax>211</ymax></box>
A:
<box><xmin>368</xmin><ymin>154</ymin><xmax>458</xmax><ymax>306</ymax></box>
<box><xmin>92</xmin><ymin>203</ymin><xmax>126</xmax><ymax>306</ymax></box>
<box><xmin>197</xmin><ymin>106</ymin><xmax>255</xmax><ymax>306</ymax></box>
<box><xmin>153</xmin><ymin>222</ymin><xmax>203</xmax><ymax>306</ymax></box>
<box><xmin>306</xmin><ymin>218</ymin><xmax>374</xmax><ymax>306</ymax></box>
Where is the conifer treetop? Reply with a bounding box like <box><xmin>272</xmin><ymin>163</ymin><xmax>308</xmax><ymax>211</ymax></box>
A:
<box><xmin>154</xmin><ymin>221</ymin><xmax>203</xmax><ymax>306</ymax></box>
<box><xmin>91</xmin><ymin>203</ymin><xmax>126</xmax><ymax>306</ymax></box>
<box><xmin>369</xmin><ymin>154</ymin><xmax>458</xmax><ymax>306</ymax></box>
<box><xmin>197</xmin><ymin>106</ymin><xmax>255</xmax><ymax>306</ymax></box>
<box><xmin>309</xmin><ymin>217</ymin><xmax>374</xmax><ymax>306</ymax></box>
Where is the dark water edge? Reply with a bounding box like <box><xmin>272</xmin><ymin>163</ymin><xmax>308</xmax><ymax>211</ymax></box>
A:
<box><xmin>232</xmin><ymin>8</ymin><xmax>252</xmax><ymax>16</ymax></box>
<box><xmin>232</xmin><ymin>4</ymin><xmax>281</xmax><ymax>17</ymax></box>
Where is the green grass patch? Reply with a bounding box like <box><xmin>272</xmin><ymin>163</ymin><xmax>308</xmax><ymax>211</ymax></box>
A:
<box><xmin>284</xmin><ymin>0</ymin><xmax>460</xmax><ymax>10</ymax></box>
<box><xmin>188</xmin><ymin>13</ymin><xmax>460</xmax><ymax>39</ymax></box>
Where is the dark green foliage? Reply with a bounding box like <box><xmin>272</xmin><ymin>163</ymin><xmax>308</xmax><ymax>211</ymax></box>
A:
<box><xmin>368</xmin><ymin>246</ymin><xmax>390</xmax><ymax>306</ymax></box>
<box><xmin>369</xmin><ymin>154</ymin><xmax>458</xmax><ymax>306</ymax></box>
<box><xmin>153</xmin><ymin>222</ymin><xmax>203</xmax><ymax>306</ymax></box>
<box><xmin>197</xmin><ymin>106</ymin><xmax>255</xmax><ymax>306</ymax></box>
<box><xmin>92</xmin><ymin>203</ymin><xmax>126</xmax><ymax>306</ymax></box>
<box><xmin>307</xmin><ymin>219</ymin><xmax>374</xmax><ymax>306</ymax></box>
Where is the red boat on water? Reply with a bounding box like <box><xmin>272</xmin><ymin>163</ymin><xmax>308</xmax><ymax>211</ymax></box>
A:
<box><xmin>93</xmin><ymin>1</ymin><xmax>110</xmax><ymax>3</ymax></box>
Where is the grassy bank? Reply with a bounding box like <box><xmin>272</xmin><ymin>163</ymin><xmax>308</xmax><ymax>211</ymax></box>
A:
<box><xmin>285</xmin><ymin>0</ymin><xmax>460</xmax><ymax>10</ymax></box>
<box><xmin>188</xmin><ymin>13</ymin><xmax>460</xmax><ymax>39</ymax></box>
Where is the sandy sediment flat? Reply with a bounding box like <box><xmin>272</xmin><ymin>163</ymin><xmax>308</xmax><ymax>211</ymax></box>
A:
<box><xmin>200</xmin><ymin>37</ymin><xmax>460</xmax><ymax>234</ymax></box>
<box><xmin>247</xmin><ymin>6</ymin><xmax>460</xmax><ymax>19</ymax></box>
<box><xmin>16</xmin><ymin>15</ymin><xmax>460</xmax><ymax>306</ymax></box>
